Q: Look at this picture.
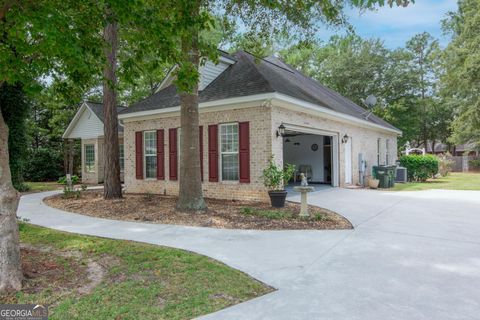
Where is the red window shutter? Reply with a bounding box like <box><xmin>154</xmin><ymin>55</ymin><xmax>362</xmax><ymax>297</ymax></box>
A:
<box><xmin>239</xmin><ymin>122</ymin><xmax>250</xmax><ymax>183</ymax></box>
<box><xmin>199</xmin><ymin>126</ymin><xmax>203</xmax><ymax>182</ymax></box>
<box><xmin>169</xmin><ymin>128</ymin><xmax>178</xmax><ymax>180</ymax></box>
<box><xmin>135</xmin><ymin>131</ymin><xmax>143</xmax><ymax>179</ymax></box>
<box><xmin>156</xmin><ymin>129</ymin><xmax>165</xmax><ymax>180</ymax></box>
<box><xmin>208</xmin><ymin>124</ymin><xmax>218</xmax><ymax>182</ymax></box>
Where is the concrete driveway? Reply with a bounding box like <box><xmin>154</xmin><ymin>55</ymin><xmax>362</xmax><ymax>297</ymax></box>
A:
<box><xmin>18</xmin><ymin>188</ymin><xmax>480</xmax><ymax>320</ymax></box>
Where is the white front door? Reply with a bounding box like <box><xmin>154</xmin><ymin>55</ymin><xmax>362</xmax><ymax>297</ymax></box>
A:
<box><xmin>344</xmin><ymin>138</ymin><xmax>352</xmax><ymax>184</ymax></box>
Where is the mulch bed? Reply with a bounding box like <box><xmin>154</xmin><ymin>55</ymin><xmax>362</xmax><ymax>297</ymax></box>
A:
<box><xmin>44</xmin><ymin>191</ymin><xmax>352</xmax><ymax>230</ymax></box>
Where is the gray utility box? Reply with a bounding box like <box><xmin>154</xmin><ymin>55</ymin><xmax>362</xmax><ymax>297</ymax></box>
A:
<box><xmin>395</xmin><ymin>167</ymin><xmax>407</xmax><ymax>183</ymax></box>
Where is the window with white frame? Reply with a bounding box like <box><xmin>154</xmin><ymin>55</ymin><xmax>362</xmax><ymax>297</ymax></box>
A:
<box><xmin>377</xmin><ymin>138</ymin><xmax>381</xmax><ymax>165</ymax></box>
<box><xmin>144</xmin><ymin>131</ymin><xmax>157</xmax><ymax>179</ymax></box>
<box><xmin>84</xmin><ymin>144</ymin><xmax>95</xmax><ymax>173</ymax></box>
<box><xmin>220</xmin><ymin>123</ymin><xmax>239</xmax><ymax>181</ymax></box>
<box><xmin>119</xmin><ymin>144</ymin><xmax>125</xmax><ymax>172</ymax></box>
<box><xmin>385</xmin><ymin>139</ymin><xmax>390</xmax><ymax>165</ymax></box>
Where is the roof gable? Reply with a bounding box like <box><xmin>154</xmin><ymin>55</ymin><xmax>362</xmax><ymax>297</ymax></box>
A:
<box><xmin>63</xmin><ymin>103</ymin><xmax>104</xmax><ymax>139</ymax></box>
<box><xmin>63</xmin><ymin>101</ymin><xmax>126</xmax><ymax>139</ymax></box>
<box><xmin>156</xmin><ymin>51</ymin><xmax>236</xmax><ymax>92</ymax></box>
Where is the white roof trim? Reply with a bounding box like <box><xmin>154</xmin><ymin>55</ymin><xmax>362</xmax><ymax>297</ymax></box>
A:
<box><xmin>156</xmin><ymin>66</ymin><xmax>177</xmax><ymax>93</ymax></box>
<box><xmin>119</xmin><ymin>92</ymin><xmax>401</xmax><ymax>135</ymax></box>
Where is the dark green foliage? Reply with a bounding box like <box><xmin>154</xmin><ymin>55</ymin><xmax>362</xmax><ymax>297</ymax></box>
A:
<box><xmin>399</xmin><ymin>155</ymin><xmax>439</xmax><ymax>182</ymax></box>
<box><xmin>0</xmin><ymin>84</ymin><xmax>30</xmax><ymax>191</ymax></box>
<box><xmin>24</xmin><ymin>148</ymin><xmax>64</xmax><ymax>182</ymax></box>
<box><xmin>469</xmin><ymin>160</ymin><xmax>480</xmax><ymax>170</ymax></box>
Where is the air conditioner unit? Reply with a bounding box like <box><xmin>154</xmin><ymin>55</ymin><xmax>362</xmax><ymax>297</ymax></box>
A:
<box><xmin>395</xmin><ymin>167</ymin><xmax>407</xmax><ymax>183</ymax></box>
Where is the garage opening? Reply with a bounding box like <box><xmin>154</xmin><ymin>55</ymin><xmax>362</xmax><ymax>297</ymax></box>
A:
<box><xmin>282</xmin><ymin>126</ymin><xmax>339</xmax><ymax>189</ymax></box>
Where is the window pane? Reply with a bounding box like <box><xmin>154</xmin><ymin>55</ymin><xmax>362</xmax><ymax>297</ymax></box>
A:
<box><xmin>145</xmin><ymin>155</ymin><xmax>157</xmax><ymax>179</ymax></box>
<box><xmin>85</xmin><ymin>144</ymin><xmax>95</xmax><ymax>173</ymax></box>
<box><xmin>222</xmin><ymin>154</ymin><xmax>239</xmax><ymax>181</ymax></box>
<box><xmin>144</xmin><ymin>131</ymin><xmax>157</xmax><ymax>155</ymax></box>
<box><xmin>119</xmin><ymin>144</ymin><xmax>124</xmax><ymax>172</ymax></box>
<box><xmin>221</xmin><ymin>124</ymin><xmax>238</xmax><ymax>153</ymax></box>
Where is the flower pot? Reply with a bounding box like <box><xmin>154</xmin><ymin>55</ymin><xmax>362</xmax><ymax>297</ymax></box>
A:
<box><xmin>368</xmin><ymin>178</ymin><xmax>380</xmax><ymax>189</ymax></box>
<box><xmin>268</xmin><ymin>190</ymin><xmax>288</xmax><ymax>208</ymax></box>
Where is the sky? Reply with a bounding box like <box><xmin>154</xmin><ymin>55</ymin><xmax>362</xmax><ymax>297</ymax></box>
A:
<box><xmin>318</xmin><ymin>0</ymin><xmax>458</xmax><ymax>49</ymax></box>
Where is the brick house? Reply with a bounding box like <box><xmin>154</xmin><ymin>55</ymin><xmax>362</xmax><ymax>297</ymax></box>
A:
<box><xmin>65</xmin><ymin>50</ymin><xmax>400</xmax><ymax>201</ymax></box>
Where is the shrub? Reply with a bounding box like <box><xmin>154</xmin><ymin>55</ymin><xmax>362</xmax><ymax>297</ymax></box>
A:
<box><xmin>469</xmin><ymin>159</ymin><xmax>480</xmax><ymax>170</ymax></box>
<box><xmin>58</xmin><ymin>175</ymin><xmax>80</xmax><ymax>185</ymax></box>
<box><xmin>437</xmin><ymin>155</ymin><xmax>455</xmax><ymax>177</ymax></box>
<box><xmin>399</xmin><ymin>154</ymin><xmax>439</xmax><ymax>182</ymax></box>
<box><xmin>62</xmin><ymin>186</ymin><xmax>81</xmax><ymax>199</ymax></box>
<box><xmin>24</xmin><ymin>148</ymin><xmax>64</xmax><ymax>182</ymax></box>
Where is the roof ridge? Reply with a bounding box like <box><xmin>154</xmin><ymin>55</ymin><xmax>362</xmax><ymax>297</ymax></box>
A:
<box><xmin>234</xmin><ymin>51</ymin><xmax>276</xmax><ymax>94</ymax></box>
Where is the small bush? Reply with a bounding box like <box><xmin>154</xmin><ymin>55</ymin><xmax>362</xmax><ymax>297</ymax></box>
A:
<box><xmin>62</xmin><ymin>187</ymin><xmax>81</xmax><ymax>199</ymax></box>
<box><xmin>437</xmin><ymin>155</ymin><xmax>455</xmax><ymax>177</ymax></box>
<box><xmin>469</xmin><ymin>159</ymin><xmax>480</xmax><ymax>170</ymax></box>
<box><xmin>399</xmin><ymin>154</ymin><xmax>439</xmax><ymax>182</ymax></box>
<box><xmin>58</xmin><ymin>175</ymin><xmax>79</xmax><ymax>185</ymax></box>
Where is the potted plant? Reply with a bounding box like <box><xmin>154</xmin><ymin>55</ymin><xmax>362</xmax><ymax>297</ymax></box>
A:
<box><xmin>262</xmin><ymin>157</ymin><xmax>296</xmax><ymax>207</ymax></box>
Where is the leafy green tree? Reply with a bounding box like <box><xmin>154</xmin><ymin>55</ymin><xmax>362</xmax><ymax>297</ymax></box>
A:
<box><xmin>282</xmin><ymin>35</ymin><xmax>390</xmax><ymax>106</ymax></box>
<box><xmin>441</xmin><ymin>0</ymin><xmax>480</xmax><ymax>149</ymax></box>
<box><xmin>281</xmin><ymin>32</ymin><xmax>450</xmax><ymax>150</ymax></box>
<box><xmin>404</xmin><ymin>32</ymin><xmax>442</xmax><ymax>149</ymax></box>
<box><xmin>0</xmin><ymin>84</ymin><xmax>29</xmax><ymax>191</ymax></box>
<box><xmin>0</xmin><ymin>0</ymin><xmax>101</xmax><ymax>293</ymax></box>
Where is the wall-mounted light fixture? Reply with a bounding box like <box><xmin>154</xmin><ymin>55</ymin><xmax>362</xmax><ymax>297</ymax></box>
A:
<box><xmin>276</xmin><ymin>124</ymin><xmax>286</xmax><ymax>138</ymax></box>
<box><xmin>341</xmin><ymin>134</ymin><xmax>349</xmax><ymax>144</ymax></box>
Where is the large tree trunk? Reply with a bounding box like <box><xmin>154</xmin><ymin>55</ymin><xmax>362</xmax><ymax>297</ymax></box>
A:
<box><xmin>0</xmin><ymin>108</ymin><xmax>22</xmax><ymax>293</ymax></box>
<box><xmin>176</xmin><ymin>1</ymin><xmax>206</xmax><ymax>212</ymax></box>
<box><xmin>102</xmin><ymin>10</ymin><xmax>122</xmax><ymax>199</ymax></box>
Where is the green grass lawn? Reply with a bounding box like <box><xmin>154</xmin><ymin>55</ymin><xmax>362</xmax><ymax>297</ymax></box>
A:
<box><xmin>391</xmin><ymin>172</ymin><xmax>480</xmax><ymax>191</ymax></box>
<box><xmin>24</xmin><ymin>181</ymin><xmax>62</xmax><ymax>193</ymax></box>
<box><xmin>1</xmin><ymin>223</ymin><xmax>271</xmax><ymax>320</ymax></box>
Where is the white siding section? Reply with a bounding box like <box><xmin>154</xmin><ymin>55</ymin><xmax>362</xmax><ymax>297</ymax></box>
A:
<box><xmin>67</xmin><ymin>107</ymin><xmax>104</xmax><ymax>139</ymax></box>
<box><xmin>199</xmin><ymin>60</ymin><xmax>230</xmax><ymax>90</ymax></box>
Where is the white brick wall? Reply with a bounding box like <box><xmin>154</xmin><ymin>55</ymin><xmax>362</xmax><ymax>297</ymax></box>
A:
<box><xmin>123</xmin><ymin>105</ymin><xmax>272</xmax><ymax>201</ymax></box>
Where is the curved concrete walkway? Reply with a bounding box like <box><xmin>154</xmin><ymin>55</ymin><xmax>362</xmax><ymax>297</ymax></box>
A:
<box><xmin>18</xmin><ymin>189</ymin><xmax>480</xmax><ymax>320</ymax></box>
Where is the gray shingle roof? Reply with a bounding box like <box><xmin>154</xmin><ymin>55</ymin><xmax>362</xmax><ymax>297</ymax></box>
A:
<box><xmin>85</xmin><ymin>101</ymin><xmax>126</xmax><ymax>132</ymax></box>
<box><xmin>120</xmin><ymin>51</ymin><xmax>399</xmax><ymax>132</ymax></box>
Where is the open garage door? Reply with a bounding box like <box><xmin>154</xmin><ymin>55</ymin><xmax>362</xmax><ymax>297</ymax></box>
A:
<box><xmin>282</xmin><ymin>124</ymin><xmax>339</xmax><ymax>187</ymax></box>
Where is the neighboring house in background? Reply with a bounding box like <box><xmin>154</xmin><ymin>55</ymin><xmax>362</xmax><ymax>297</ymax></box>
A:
<box><xmin>423</xmin><ymin>141</ymin><xmax>479</xmax><ymax>156</ymax></box>
<box><xmin>63</xmin><ymin>101</ymin><xmax>126</xmax><ymax>184</ymax></box>
<box><xmin>65</xmin><ymin>50</ymin><xmax>400</xmax><ymax>201</ymax></box>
